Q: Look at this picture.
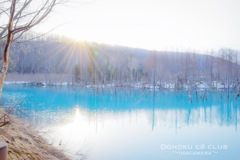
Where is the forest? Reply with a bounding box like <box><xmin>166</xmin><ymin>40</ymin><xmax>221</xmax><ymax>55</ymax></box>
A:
<box><xmin>1</xmin><ymin>35</ymin><xmax>240</xmax><ymax>90</ymax></box>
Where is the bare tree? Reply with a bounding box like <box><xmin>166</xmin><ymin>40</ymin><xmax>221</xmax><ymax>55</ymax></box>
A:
<box><xmin>0</xmin><ymin>0</ymin><xmax>65</xmax><ymax>92</ymax></box>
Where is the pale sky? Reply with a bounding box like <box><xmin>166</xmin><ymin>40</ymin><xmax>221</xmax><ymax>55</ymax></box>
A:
<box><xmin>37</xmin><ymin>0</ymin><xmax>240</xmax><ymax>51</ymax></box>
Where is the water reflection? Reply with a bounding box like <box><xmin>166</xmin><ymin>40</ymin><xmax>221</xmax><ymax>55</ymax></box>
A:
<box><xmin>2</xmin><ymin>86</ymin><xmax>240</xmax><ymax>160</ymax></box>
<box><xmin>40</xmin><ymin>105</ymin><xmax>240</xmax><ymax>160</ymax></box>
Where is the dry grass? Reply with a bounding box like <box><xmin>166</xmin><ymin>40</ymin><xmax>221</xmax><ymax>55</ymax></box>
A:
<box><xmin>0</xmin><ymin>110</ymin><xmax>70</xmax><ymax>160</ymax></box>
<box><xmin>6</xmin><ymin>73</ymin><xmax>71</xmax><ymax>83</ymax></box>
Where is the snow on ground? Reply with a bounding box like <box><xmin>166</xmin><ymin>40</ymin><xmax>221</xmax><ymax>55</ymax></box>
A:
<box><xmin>4</xmin><ymin>80</ymin><xmax>239</xmax><ymax>91</ymax></box>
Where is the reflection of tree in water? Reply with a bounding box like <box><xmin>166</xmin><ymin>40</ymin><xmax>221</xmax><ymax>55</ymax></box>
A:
<box><xmin>2</xmin><ymin>87</ymin><xmax>240</xmax><ymax>131</ymax></box>
<box><xmin>148</xmin><ymin>94</ymin><xmax>240</xmax><ymax>131</ymax></box>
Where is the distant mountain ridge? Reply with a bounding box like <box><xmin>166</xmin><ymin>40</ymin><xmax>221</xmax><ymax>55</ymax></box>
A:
<box><xmin>1</xmin><ymin>39</ymin><xmax>240</xmax><ymax>88</ymax></box>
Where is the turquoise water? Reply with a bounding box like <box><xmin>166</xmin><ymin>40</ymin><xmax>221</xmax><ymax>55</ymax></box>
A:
<box><xmin>2</xmin><ymin>85</ymin><xmax>240</xmax><ymax>160</ymax></box>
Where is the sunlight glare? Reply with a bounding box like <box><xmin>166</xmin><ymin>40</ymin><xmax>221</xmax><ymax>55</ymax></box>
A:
<box><xmin>74</xmin><ymin>105</ymin><xmax>82</xmax><ymax>123</ymax></box>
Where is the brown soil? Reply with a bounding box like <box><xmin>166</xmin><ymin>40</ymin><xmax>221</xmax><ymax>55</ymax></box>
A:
<box><xmin>0</xmin><ymin>110</ymin><xmax>70</xmax><ymax>160</ymax></box>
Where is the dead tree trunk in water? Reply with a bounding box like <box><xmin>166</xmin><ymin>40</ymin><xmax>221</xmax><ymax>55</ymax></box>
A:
<box><xmin>153</xmin><ymin>53</ymin><xmax>156</xmax><ymax>101</ymax></box>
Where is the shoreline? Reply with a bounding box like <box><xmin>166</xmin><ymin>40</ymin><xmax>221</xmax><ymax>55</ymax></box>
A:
<box><xmin>3</xmin><ymin>80</ymin><xmax>238</xmax><ymax>92</ymax></box>
<box><xmin>0</xmin><ymin>110</ymin><xmax>70</xmax><ymax>160</ymax></box>
<box><xmin>5</xmin><ymin>73</ymin><xmax>240</xmax><ymax>91</ymax></box>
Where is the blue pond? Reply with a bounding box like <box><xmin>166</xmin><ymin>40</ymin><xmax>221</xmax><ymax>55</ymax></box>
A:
<box><xmin>2</xmin><ymin>85</ymin><xmax>240</xmax><ymax>160</ymax></box>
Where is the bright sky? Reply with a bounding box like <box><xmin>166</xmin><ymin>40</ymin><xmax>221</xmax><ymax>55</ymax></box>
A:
<box><xmin>37</xmin><ymin>0</ymin><xmax>240</xmax><ymax>51</ymax></box>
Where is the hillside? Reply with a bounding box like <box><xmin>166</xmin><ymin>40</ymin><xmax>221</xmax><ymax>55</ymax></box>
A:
<box><xmin>1</xmin><ymin>39</ymin><xmax>240</xmax><ymax>89</ymax></box>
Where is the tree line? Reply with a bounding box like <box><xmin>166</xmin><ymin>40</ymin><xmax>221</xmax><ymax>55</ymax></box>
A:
<box><xmin>2</xmin><ymin>36</ymin><xmax>240</xmax><ymax>90</ymax></box>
